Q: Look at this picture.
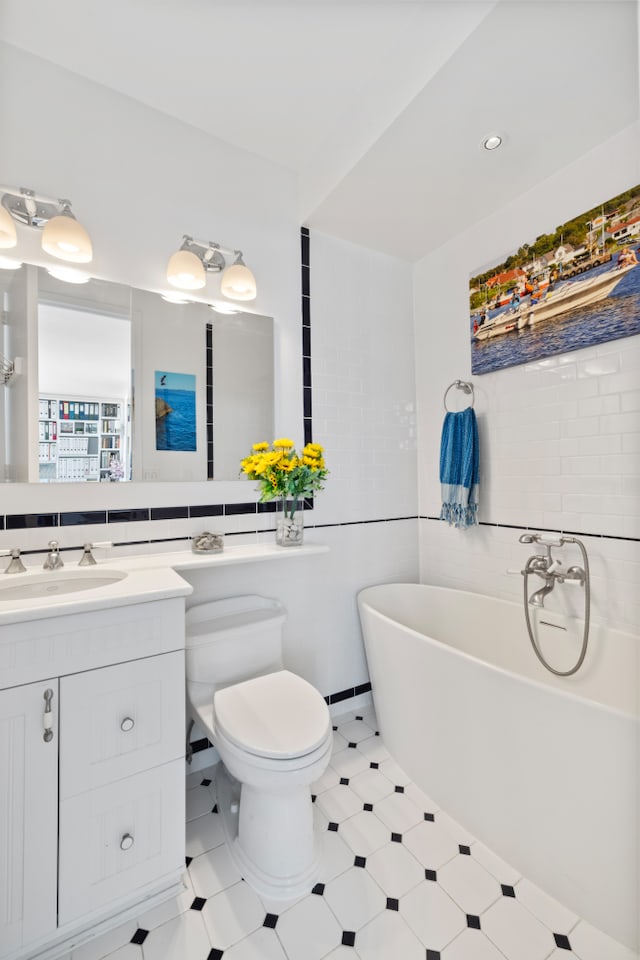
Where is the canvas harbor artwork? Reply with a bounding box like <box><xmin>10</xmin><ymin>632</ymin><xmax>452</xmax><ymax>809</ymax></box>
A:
<box><xmin>155</xmin><ymin>370</ymin><xmax>197</xmax><ymax>451</ymax></box>
<box><xmin>469</xmin><ymin>184</ymin><xmax>640</xmax><ymax>375</ymax></box>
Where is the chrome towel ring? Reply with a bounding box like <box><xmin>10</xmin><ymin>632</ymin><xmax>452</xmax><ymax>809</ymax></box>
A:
<box><xmin>443</xmin><ymin>380</ymin><xmax>474</xmax><ymax>412</ymax></box>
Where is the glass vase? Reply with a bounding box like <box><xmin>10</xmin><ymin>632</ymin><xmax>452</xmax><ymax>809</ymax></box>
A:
<box><xmin>275</xmin><ymin>497</ymin><xmax>304</xmax><ymax>547</ymax></box>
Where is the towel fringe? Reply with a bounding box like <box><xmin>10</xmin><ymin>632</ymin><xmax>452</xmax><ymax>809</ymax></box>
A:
<box><xmin>440</xmin><ymin>501</ymin><xmax>478</xmax><ymax>529</ymax></box>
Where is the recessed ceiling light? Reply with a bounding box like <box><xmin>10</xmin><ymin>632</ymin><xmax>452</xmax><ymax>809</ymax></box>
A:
<box><xmin>483</xmin><ymin>135</ymin><xmax>503</xmax><ymax>151</ymax></box>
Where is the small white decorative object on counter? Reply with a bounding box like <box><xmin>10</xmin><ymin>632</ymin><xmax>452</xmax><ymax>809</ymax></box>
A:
<box><xmin>191</xmin><ymin>532</ymin><xmax>224</xmax><ymax>554</ymax></box>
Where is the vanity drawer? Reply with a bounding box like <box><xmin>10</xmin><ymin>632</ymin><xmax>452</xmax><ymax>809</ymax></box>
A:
<box><xmin>59</xmin><ymin>651</ymin><xmax>185</xmax><ymax>799</ymax></box>
<box><xmin>57</xmin><ymin>758</ymin><xmax>185</xmax><ymax>926</ymax></box>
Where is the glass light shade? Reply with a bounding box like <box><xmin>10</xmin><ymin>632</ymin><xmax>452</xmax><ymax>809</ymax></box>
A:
<box><xmin>220</xmin><ymin>262</ymin><xmax>257</xmax><ymax>301</ymax></box>
<box><xmin>42</xmin><ymin>213</ymin><xmax>93</xmax><ymax>263</ymax></box>
<box><xmin>0</xmin><ymin>205</ymin><xmax>17</xmax><ymax>249</ymax></box>
<box><xmin>167</xmin><ymin>249</ymin><xmax>206</xmax><ymax>290</ymax></box>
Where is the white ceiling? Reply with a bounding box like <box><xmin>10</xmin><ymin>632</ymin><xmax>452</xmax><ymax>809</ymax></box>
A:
<box><xmin>1</xmin><ymin>0</ymin><xmax>638</xmax><ymax>262</ymax></box>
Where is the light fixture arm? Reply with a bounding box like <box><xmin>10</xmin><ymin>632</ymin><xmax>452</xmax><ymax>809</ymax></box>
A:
<box><xmin>167</xmin><ymin>233</ymin><xmax>256</xmax><ymax>300</ymax></box>
<box><xmin>177</xmin><ymin>235</ymin><xmax>250</xmax><ymax>274</ymax></box>
<box><xmin>0</xmin><ymin>186</ymin><xmax>76</xmax><ymax>229</ymax></box>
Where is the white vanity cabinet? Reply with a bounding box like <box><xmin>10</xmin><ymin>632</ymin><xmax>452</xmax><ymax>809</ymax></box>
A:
<box><xmin>0</xmin><ymin>679</ymin><xmax>59</xmax><ymax>956</ymax></box>
<box><xmin>0</xmin><ymin>595</ymin><xmax>188</xmax><ymax>960</ymax></box>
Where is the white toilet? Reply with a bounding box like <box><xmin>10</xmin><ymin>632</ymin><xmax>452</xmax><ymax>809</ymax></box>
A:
<box><xmin>185</xmin><ymin>595</ymin><xmax>333</xmax><ymax>899</ymax></box>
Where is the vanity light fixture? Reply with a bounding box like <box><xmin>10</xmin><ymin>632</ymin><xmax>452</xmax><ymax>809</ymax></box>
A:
<box><xmin>0</xmin><ymin>186</ymin><xmax>93</xmax><ymax>263</ymax></box>
<box><xmin>167</xmin><ymin>235</ymin><xmax>257</xmax><ymax>301</ymax></box>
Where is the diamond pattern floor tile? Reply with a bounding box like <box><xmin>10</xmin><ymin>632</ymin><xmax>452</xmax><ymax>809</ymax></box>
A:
<box><xmin>568</xmin><ymin>920</ymin><xmax>639</xmax><ymax>960</ymax></box>
<box><xmin>482</xmin><ymin>897</ymin><xmax>556</xmax><ymax>960</ymax></box>
<box><xmin>275</xmin><ymin>892</ymin><xmax>343</xmax><ymax>960</ymax></box>
<box><xmin>400</xmin><ymin>878</ymin><xmax>466</xmax><ymax>950</ymax></box>
<box><xmin>443</xmin><ymin>928</ymin><xmax>510</xmax><ymax>959</ymax></box>
<box><xmin>220</xmin><ymin>925</ymin><xmax>289</xmax><ymax>960</ymax></box>
<box><xmin>201</xmin><ymin>880</ymin><xmax>265</xmax><ymax>949</ymax></box>
<box><xmin>403</xmin><ymin>817</ymin><xmax>460</xmax><ymax>870</ymax></box>
<box><xmin>365</xmin><ymin>840</ymin><xmax>424</xmax><ymax>898</ymax></box>
<box><xmin>356</xmin><ymin>909</ymin><xmax>425</xmax><ymax>960</ymax></box>
<box><xmin>324</xmin><ymin>866</ymin><xmax>387</xmax><ymax>930</ymax></box>
<box><xmin>141</xmin><ymin>910</ymin><xmax>211</xmax><ymax>960</ymax></box>
<box><xmin>338</xmin><ymin>809</ymin><xmax>392</xmax><ymax>857</ymax></box>
<box><xmin>66</xmin><ymin>705</ymin><xmax>635</xmax><ymax>960</ymax></box>
<box><xmin>437</xmin><ymin>851</ymin><xmax>502</xmax><ymax>915</ymax></box>
<box><xmin>515</xmin><ymin>878</ymin><xmax>579</xmax><ymax>934</ymax></box>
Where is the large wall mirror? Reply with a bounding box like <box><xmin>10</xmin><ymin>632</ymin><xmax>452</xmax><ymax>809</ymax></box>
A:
<box><xmin>0</xmin><ymin>265</ymin><xmax>274</xmax><ymax>483</ymax></box>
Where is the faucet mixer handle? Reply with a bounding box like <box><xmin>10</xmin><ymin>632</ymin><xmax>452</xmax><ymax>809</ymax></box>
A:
<box><xmin>1</xmin><ymin>548</ymin><xmax>27</xmax><ymax>574</ymax></box>
<box><xmin>78</xmin><ymin>543</ymin><xmax>97</xmax><ymax>566</ymax></box>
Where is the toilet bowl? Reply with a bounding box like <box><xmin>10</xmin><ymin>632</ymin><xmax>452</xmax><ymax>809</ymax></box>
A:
<box><xmin>185</xmin><ymin>597</ymin><xmax>332</xmax><ymax>899</ymax></box>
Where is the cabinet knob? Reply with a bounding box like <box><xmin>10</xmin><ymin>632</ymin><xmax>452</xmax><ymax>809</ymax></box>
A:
<box><xmin>120</xmin><ymin>717</ymin><xmax>135</xmax><ymax>732</ymax></box>
<box><xmin>120</xmin><ymin>833</ymin><xmax>134</xmax><ymax>851</ymax></box>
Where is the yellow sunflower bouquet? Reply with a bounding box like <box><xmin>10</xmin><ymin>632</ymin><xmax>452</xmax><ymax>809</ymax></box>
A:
<box><xmin>240</xmin><ymin>438</ymin><xmax>328</xmax><ymax>516</ymax></box>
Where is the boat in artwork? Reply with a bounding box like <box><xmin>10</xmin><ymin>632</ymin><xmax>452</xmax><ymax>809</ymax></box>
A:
<box><xmin>473</xmin><ymin>261</ymin><xmax>637</xmax><ymax>342</ymax></box>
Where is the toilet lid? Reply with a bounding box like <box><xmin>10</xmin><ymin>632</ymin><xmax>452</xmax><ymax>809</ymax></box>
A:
<box><xmin>214</xmin><ymin>670</ymin><xmax>330</xmax><ymax>760</ymax></box>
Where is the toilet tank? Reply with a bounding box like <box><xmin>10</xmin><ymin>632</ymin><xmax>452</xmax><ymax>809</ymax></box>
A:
<box><xmin>185</xmin><ymin>595</ymin><xmax>286</xmax><ymax>687</ymax></box>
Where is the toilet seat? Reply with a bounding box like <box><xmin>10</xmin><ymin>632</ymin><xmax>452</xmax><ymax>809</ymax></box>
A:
<box><xmin>214</xmin><ymin>670</ymin><xmax>330</xmax><ymax>760</ymax></box>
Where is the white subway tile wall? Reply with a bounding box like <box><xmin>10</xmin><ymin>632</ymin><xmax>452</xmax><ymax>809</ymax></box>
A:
<box><xmin>417</xmin><ymin>334</ymin><xmax>640</xmax><ymax>635</ymax></box>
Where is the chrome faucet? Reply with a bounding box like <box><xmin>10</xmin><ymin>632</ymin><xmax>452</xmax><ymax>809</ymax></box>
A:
<box><xmin>517</xmin><ymin>533</ymin><xmax>585</xmax><ymax>607</ymax></box>
<box><xmin>43</xmin><ymin>540</ymin><xmax>64</xmax><ymax>570</ymax></box>
<box><xmin>2</xmin><ymin>548</ymin><xmax>26</xmax><ymax>574</ymax></box>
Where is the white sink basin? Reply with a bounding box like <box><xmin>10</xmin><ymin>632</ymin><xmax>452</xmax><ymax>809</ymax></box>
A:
<box><xmin>0</xmin><ymin>569</ymin><xmax>127</xmax><ymax>602</ymax></box>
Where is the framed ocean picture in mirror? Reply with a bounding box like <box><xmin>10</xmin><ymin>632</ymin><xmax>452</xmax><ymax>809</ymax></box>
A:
<box><xmin>155</xmin><ymin>371</ymin><xmax>197</xmax><ymax>452</ymax></box>
<box><xmin>470</xmin><ymin>183</ymin><xmax>640</xmax><ymax>375</ymax></box>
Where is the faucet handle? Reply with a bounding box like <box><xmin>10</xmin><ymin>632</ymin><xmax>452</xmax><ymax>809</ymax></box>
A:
<box><xmin>1</xmin><ymin>548</ymin><xmax>27</xmax><ymax>574</ymax></box>
<box><xmin>78</xmin><ymin>543</ymin><xmax>97</xmax><ymax>566</ymax></box>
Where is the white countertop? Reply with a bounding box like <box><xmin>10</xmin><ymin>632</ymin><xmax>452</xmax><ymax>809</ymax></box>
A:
<box><xmin>0</xmin><ymin>541</ymin><xmax>329</xmax><ymax>626</ymax></box>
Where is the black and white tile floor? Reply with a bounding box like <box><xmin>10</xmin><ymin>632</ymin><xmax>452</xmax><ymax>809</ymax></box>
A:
<box><xmin>63</xmin><ymin>707</ymin><xmax>637</xmax><ymax>960</ymax></box>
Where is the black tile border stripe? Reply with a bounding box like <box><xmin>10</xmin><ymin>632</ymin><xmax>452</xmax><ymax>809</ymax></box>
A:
<box><xmin>420</xmin><ymin>515</ymin><xmax>640</xmax><ymax>544</ymax></box>
<box><xmin>3</xmin><ymin>513</ymin><xmax>636</xmax><ymax>546</ymax></box>
<box><xmin>206</xmin><ymin>322</ymin><xmax>214</xmax><ymax>480</ymax></box>
<box><xmin>301</xmin><ymin>227</ymin><xmax>313</xmax><ymax>447</ymax></box>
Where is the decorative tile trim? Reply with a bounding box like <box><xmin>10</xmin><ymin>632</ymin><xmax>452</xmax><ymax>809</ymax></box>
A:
<box><xmin>206</xmin><ymin>322</ymin><xmax>214</xmax><ymax>480</ymax></box>
<box><xmin>301</xmin><ymin>227</ymin><xmax>313</xmax><ymax>447</ymax></box>
<box><xmin>420</xmin><ymin>515</ymin><xmax>640</xmax><ymax>544</ymax></box>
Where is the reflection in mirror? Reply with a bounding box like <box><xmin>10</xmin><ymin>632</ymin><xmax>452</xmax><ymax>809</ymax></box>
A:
<box><xmin>0</xmin><ymin>264</ymin><xmax>274</xmax><ymax>483</ymax></box>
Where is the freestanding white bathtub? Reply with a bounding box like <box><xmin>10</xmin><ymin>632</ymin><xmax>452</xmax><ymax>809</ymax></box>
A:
<box><xmin>358</xmin><ymin>583</ymin><xmax>639</xmax><ymax>952</ymax></box>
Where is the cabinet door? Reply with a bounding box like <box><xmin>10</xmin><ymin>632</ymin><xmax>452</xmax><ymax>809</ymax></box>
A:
<box><xmin>0</xmin><ymin>681</ymin><xmax>58</xmax><ymax>957</ymax></box>
<box><xmin>59</xmin><ymin>651</ymin><xmax>184</xmax><ymax>799</ymax></box>
<box><xmin>58</xmin><ymin>758</ymin><xmax>185</xmax><ymax>925</ymax></box>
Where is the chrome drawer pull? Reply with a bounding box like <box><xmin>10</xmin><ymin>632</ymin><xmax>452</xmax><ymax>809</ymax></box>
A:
<box><xmin>120</xmin><ymin>717</ymin><xmax>135</xmax><ymax>732</ymax></box>
<box><xmin>120</xmin><ymin>833</ymin><xmax>134</xmax><ymax>851</ymax></box>
<box><xmin>43</xmin><ymin>688</ymin><xmax>54</xmax><ymax>743</ymax></box>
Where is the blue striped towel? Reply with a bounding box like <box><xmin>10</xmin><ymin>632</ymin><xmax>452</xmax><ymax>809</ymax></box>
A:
<box><xmin>439</xmin><ymin>406</ymin><xmax>479</xmax><ymax>528</ymax></box>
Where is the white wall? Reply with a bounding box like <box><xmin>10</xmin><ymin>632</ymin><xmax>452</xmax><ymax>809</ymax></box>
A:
<box><xmin>414</xmin><ymin>122</ymin><xmax>640</xmax><ymax>635</ymax></box>
<box><xmin>0</xmin><ymin>44</ymin><xmax>419</xmax><ymax>701</ymax></box>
